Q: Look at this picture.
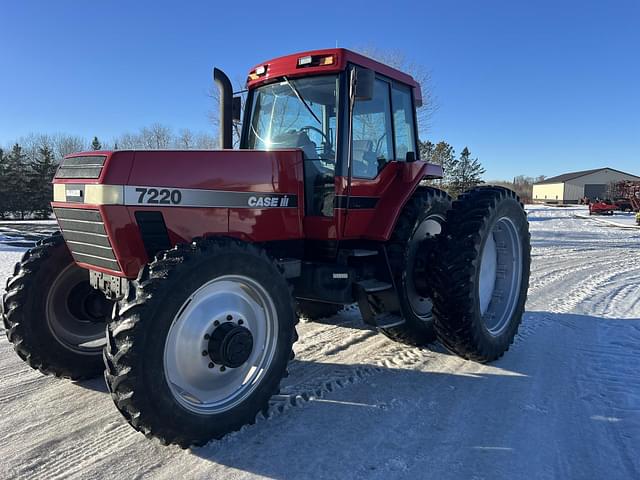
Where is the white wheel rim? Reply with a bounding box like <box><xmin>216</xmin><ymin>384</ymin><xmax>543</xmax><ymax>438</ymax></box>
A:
<box><xmin>163</xmin><ymin>275</ymin><xmax>278</xmax><ymax>414</ymax></box>
<box><xmin>478</xmin><ymin>217</ymin><xmax>523</xmax><ymax>336</ymax></box>
<box><xmin>46</xmin><ymin>264</ymin><xmax>108</xmax><ymax>354</ymax></box>
<box><xmin>407</xmin><ymin>217</ymin><xmax>444</xmax><ymax>319</ymax></box>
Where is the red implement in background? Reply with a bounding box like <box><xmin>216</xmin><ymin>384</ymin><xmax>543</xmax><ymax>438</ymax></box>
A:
<box><xmin>589</xmin><ymin>201</ymin><xmax>616</xmax><ymax>215</ymax></box>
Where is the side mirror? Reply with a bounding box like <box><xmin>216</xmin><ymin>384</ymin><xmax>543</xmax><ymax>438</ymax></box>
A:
<box><xmin>232</xmin><ymin>97</ymin><xmax>242</xmax><ymax>123</ymax></box>
<box><xmin>351</xmin><ymin>67</ymin><xmax>374</xmax><ymax>101</ymax></box>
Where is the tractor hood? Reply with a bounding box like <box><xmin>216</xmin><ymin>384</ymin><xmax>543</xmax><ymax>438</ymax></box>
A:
<box><xmin>51</xmin><ymin>149</ymin><xmax>305</xmax><ymax>278</ymax></box>
<box><xmin>52</xmin><ymin>150</ymin><xmax>304</xmax><ymax>206</ymax></box>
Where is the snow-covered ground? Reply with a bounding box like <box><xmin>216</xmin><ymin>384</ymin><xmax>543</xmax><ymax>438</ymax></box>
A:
<box><xmin>1</xmin><ymin>206</ymin><xmax>639</xmax><ymax>479</ymax></box>
<box><xmin>574</xmin><ymin>209</ymin><xmax>640</xmax><ymax>229</ymax></box>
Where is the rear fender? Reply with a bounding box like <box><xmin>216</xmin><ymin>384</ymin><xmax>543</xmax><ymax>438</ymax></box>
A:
<box><xmin>358</xmin><ymin>162</ymin><xmax>442</xmax><ymax>241</ymax></box>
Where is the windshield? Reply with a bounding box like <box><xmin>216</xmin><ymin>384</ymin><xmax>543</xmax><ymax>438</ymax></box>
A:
<box><xmin>246</xmin><ymin>75</ymin><xmax>339</xmax><ymax>163</ymax></box>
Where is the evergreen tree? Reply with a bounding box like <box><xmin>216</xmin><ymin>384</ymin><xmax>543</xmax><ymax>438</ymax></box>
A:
<box><xmin>3</xmin><ymin>144</ymin><xmax>31</xmax><ymax>219</ymax></box>
<box><xmin>28</xmin><ymin>145</ymin><xmax>57</xmax><ymax>218</ymax></box>
<box><xmin>91</xmin><ymin>136</ymin><xmax>102</xmax><ymax>150</ymax></box>
<box><xmin>418</xmin><ymin>140</ymin><xmax>459</xmax><ymax>193</ymax></box>
<box><xmin>449</xmin><ymin>147</ymin><xmax>485</xmax><ymax>196</ymax></box>
<box><xmin>430</xmin><ymin>141</ymin><xmax>458</xmax><ymax>192</ymax></box>
<box><xmin>419</xmin><ymin>140</ymin><xmax>435</xmax><ymax>161</ymax></box>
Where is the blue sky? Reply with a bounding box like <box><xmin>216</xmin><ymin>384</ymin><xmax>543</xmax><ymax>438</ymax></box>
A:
<box><xmin>1</xmin><ymin>0</ymin><xmax>638</xmax><ymax>179</ymax></box>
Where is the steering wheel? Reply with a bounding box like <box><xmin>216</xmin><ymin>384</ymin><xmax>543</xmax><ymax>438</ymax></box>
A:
<box><xmin>301</xmin><ymin>125</ymin><xmax>330</xmax><ymax>144</ymax></box>
<box><xmin>301</xmin><ymin>125</ymin><xmax>335</xmax><ymax>160</ymax></box>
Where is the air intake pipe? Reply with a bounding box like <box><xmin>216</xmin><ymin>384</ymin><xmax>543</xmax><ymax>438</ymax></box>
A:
<box><xmin>213</xmin><ymin>68</ymin><xmax>233</xmax><ymax>149</ymax></box>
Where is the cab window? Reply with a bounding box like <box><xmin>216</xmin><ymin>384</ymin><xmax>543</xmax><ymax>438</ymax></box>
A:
<box><xmin>391</xmin><ymin>84</ymin><xmax>416</xmax><ymax>160</ymax></box>
<box><xmin>351</xmin><ymin>79</ymin><xmax>393</xmax><ymax>179</ymax></box>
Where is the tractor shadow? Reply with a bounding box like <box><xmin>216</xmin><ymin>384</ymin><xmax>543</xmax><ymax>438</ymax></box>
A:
<box><xmin>188</xmin><ymin>359</ymin><xmax>530</xmax><ymax>479</ymax></box>
<box><xmin>185</xmin><ymin>311</ymin><xmax>640</xmax><ymax>479</ymax></box>
<box><xmin>74</xmin><ymin>376</ymin><xmax>109</xmax><ymax>393</ymax></box>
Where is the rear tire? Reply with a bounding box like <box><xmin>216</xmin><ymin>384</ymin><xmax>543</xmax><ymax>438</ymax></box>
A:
<box><xmin>380</xmin><ymin>187</ymin><xmax>452</xmax><ymax>346</ymax></box>
<box><xmin>2</xmin><ymin>233</ymin><xmax>111</xmax><ymax>379</ymax></box>
<box><xmin>431</xmin><ymin>186</ymin><xmax>530</xmax><ymax>362</ymax></box>
<box><xmin>103</xmin><ymin>237</ymin><xmax>298</xmax><ymax>447</ymax></box>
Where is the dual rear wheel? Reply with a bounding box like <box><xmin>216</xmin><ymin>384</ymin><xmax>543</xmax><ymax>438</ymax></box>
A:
<box><xmin>430</xmin><ymin>187</ymin><xmax>531</xmax><ymax>361</ymax></box>
<box><xmin>383</xmin><ymin>185</ymin><xmax>530</xmax><ymax>362</ymax></box>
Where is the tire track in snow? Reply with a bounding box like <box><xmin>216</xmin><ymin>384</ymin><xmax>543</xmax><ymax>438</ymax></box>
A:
<box><xmin>12</xmin><ymin>420</ymin><xmax>138</xmax><ymax>480</ymax></box>
<box><xmin>548</xmin><ymin>258</ymin><xmax>636</xmax><ymax>315</ymax></box>
<box><xmin>588</xmin><ymin>270</ymin><xmax>640</xmax><ymax>319</ymax></box>
<box><xmin>516</xmin><ymin>252</ymin><xmax>628</xmax><ymax>342</ymax></box>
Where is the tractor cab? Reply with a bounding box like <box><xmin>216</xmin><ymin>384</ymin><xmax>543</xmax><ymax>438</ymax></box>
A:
<box><xmin>224</xmin><ymin>48</ymin><xmax>442</xmax><ymax>239</ymax></box>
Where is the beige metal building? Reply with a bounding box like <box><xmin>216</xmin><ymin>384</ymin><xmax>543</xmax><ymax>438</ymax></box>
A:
<box><xmin>533</xmin><ymin>168</ymin><xmax>640</xmax><ymax>204</ymax></box>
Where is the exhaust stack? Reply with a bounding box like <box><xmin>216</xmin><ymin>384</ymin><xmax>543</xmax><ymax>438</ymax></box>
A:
<box><xmin>213</xmin><ymin>68</ymin><xmax>233</xmax><ymax>149</ymax></box>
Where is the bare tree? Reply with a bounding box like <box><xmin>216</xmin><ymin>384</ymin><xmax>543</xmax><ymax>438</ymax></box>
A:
<box><xmin>141</xmin><ymin>123</ymin><xmax>172</xmax><ymax>149</ymax></box>
<box><xmin>485</xmin><ymin>175</ymin><xmax>537</xmax><ymax>203</ymax></box>
<box><xmin>175</xmin><ymin>128</ymin><xmax>195</xmax><ymax>149</ymax></box>
<box><xmin>53</xmin><ymin>134</ymin><xmax>85</xmax><ymax>158</ymax></box>
<box><xmin>113</xmin><ymin>132</ymin><xmax>142</xmax><ymax>149</ymax></box>
<box><xmin>174</xmin><ymin>128</ymin><xmax>216</xmax><ymax>149</ymax></box>
<box><xmin>193</xmin><ymin>132</ymin><xmax>217</xmax><ymax>149</ymax></box>
<box><xmin>18</xmin><ymin>133</ymin><xmax>55</xmax><ymax>163</ymax></box>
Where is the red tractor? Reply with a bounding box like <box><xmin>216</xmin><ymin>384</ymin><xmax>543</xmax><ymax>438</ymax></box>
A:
<box><xmin>1</xmin><ymin>49</ymin><xmax>530</xmax><ymax>447</ymax></box>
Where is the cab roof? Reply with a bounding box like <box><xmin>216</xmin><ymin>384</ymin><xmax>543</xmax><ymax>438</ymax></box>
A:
<box><xmin>246</xmin><ymin>48</ymin><xmax>422</xmax><ymax>106</ymax></box>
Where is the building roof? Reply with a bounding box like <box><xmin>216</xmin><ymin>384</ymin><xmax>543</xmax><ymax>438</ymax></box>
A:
<box><xmin>534</xmin><ymin>167</ymin><xmax>640</xmax><ymax>185</ymax></box>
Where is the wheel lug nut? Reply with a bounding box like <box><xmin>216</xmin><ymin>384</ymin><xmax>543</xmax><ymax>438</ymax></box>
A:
<box><xmin>202</xmin><ymin>350</ymin><xmax>208</xmax><ymax>356</ymax></box>
<box><xmin>226</xmin><ymin>315</ymin><xmax>233</xmax><ymax>321</ymax></box>
<box><xmin>214</xmin><ymin>320</ymin><xmax>220</xmax><ymax>327</ymax></box>
<box><xmin>204</xmin><ymin>333</ymin><xmax>210</xmax><ymax>340</ymax></box>
<box><xmin>220</xmin><ymin>366</ymin><xmax>226</xmax><ymax>372</ymax></box>
<box><xmin>208</xmin><ymin>362</ymin><xmax>214</xmax><ymax>368</ymax></box>
<box><xmin>238</xmin><ymin>319</ymin><xmax>243</xmax><ymax>325</ymax></box>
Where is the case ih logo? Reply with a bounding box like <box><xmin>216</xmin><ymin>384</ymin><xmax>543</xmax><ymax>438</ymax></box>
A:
<box><xmin>248</xmin><ymin>195</ymin><xmax>292</xmax><ymax>208</ymax></box>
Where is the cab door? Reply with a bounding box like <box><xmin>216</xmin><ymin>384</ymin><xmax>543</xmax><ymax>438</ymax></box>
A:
<box><xmin>340</xmin><ymin>76</ymin><xmax>419</xmax><ymax>239</ymax></box>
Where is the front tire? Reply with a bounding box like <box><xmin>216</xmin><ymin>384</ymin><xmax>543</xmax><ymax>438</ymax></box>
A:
<box><xmin>431</xmin><ymin>186</ymin><xmax>530</xmax><ymax>362</ymax></box>
<box><xmin>1</xmin><ymin>233</ymin><xmax>111</xmax><ymax>379</ymax></box>
<box><xmin>103</xmin><ymin>238</ymin><xmax>298</xmax><ymax>447</ymax></box>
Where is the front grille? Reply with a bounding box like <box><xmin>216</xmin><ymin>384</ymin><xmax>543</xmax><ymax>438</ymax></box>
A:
<box><xmin>55</xmin><ymin>155</ymin><xmax>106</xmax><ymax>179</ymax></box>
<box><xmin>54</xmin><ymin>207</ymin><xmax>120</xmax><ymax>272</ymax></box>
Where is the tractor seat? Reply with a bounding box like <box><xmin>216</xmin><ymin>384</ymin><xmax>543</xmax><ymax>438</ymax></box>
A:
<box><xmin>271</xmin><ymin>130</ymin><xmax>318</xmax><ymax>160</ymax></box>
<box><xmin>352</xmin><ymin>139</ymin><xmax>379</xmax><ymax>177</ymax></box>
